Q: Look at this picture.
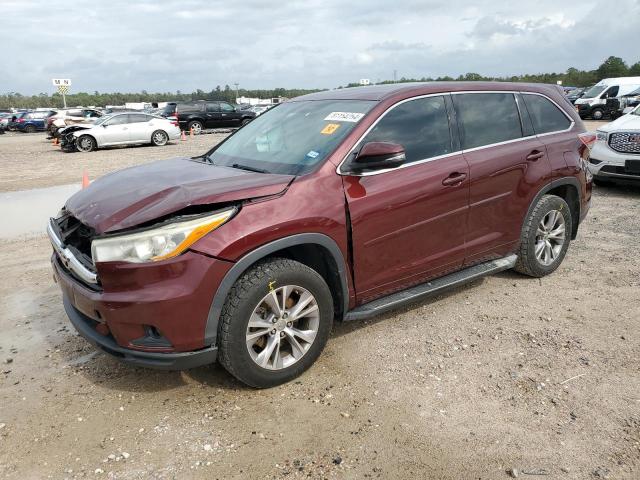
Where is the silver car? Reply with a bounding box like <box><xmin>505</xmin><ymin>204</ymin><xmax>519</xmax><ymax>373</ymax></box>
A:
<box><xmin>61</xmin><ymin>112</ymin><xmax>181</xmax><ymax>152</ymax></box>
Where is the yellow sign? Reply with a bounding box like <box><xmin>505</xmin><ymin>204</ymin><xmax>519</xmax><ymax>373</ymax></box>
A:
<box><xmin>321</xmin><ymin>123</ymin><xmax>340</xmax><ymax>135</ymax></box>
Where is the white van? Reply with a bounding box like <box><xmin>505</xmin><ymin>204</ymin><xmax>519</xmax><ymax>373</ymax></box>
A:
<box><xmin>575</xmin><ymin>77</ymin><xmax>640</xmax><ymax>120</ymax></box>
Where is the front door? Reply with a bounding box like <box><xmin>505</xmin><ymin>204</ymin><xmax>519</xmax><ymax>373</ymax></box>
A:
<box><xmin>99</xmin><ymin>114</ymin><xmax>131</xmax><ymax>145</ymax></box>
<box><xmin>343</xmin><ymin>95</ymin><xmax>470</xmax><ymax>303</ymax></box>
<box><xmin>219</xmin><ymin>102</ymin><xmax>241</xmax><ymax>127</ymax></box>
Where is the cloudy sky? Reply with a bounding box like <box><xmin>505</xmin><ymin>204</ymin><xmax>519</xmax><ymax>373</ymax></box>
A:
<box><xmin>1</xmin><ymin>0</ymin><xmax>638</xmax><ymax>94</ymax></box>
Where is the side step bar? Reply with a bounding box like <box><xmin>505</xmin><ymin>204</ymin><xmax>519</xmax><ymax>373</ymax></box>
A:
<box><xmin>344</xmin><ymin>254</ymin><xmax>517</xmax><ymax>322</ymax></box>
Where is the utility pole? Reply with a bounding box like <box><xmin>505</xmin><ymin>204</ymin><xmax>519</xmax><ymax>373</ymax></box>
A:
<box><xmin>234</xmin><ymin>83</ymin><xmax>239</xmax><ymax>103</ymax></box>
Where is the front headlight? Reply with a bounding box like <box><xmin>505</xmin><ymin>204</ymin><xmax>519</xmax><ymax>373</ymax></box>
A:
<box><xmin>596</xmin><ymin>130</ymin><xmax>607</xmax><ymax>142</ymax></box>
<box><xmin>91</xmin><ymin>208</ymin><xmax>236</xmax><ymax>263</ymax></box>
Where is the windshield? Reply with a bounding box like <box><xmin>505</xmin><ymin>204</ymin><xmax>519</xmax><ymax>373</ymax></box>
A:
<box><xmin>582</xmin><ymin>85</ymin><xmax>607</xmax><ymax>99</ymax></box>
<box><xmin>205</xmin><ymin>99</ymin><xmax>376</xmax><ymax>175</ymax></box>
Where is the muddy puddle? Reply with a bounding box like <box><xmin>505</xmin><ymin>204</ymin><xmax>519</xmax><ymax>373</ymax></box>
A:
<box><xmin>0</xmin><ymin>183</ymin><xmax>80</xmax><ymax>239</ymax></box>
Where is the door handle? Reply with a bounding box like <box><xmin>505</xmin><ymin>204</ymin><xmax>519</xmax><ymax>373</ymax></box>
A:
<box><xmin>442</xmin><ymin>172</ymin><xmax>467</xmax><ymax>186</ymax></box>
<box><xmin>526</xmin><ymin>150</ymin><xmax>545</xmax><ymax>161</ymax></box>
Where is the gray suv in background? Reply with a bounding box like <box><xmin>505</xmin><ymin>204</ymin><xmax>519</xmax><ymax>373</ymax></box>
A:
<box><xmin>161</xmin><ymin>101</ymin><xmax>256</xmax><ymax>133</ymax></box>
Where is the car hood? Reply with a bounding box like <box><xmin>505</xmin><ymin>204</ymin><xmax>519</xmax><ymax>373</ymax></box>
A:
<box><xmin>61</xmin><ymin>124</ymin><xmax>93</xmax><ymax>135</ymax></box>
<box><xmin>65</xmin><ymin>157</ymin><xmax>294</xmax><ymax>234</ymax></box>
<box><xmin>600</xmin><ymin>113</ymin><xmax>640</xmax><ymax>132</ymax></box>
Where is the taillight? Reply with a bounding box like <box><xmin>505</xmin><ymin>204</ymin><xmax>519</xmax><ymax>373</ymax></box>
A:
<box><xmin>17</xmin><ymin>118</ymin><xmax>25</xmax><ymax>123</ymax></box>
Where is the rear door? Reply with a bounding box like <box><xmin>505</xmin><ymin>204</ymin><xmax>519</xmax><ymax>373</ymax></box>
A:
<box><xmin>452</xmin><ymin>92</ymin><xmax>551</xmax><ymax>264</ymax></box>
<box><xmin>343</xmin><ymin>94</ymin><xmax>470</xmax><ymax>303</ymax></box>
<box><xmin>204</xmin><ymin>103</ymin><xmax>221</xmax><ymax>128</ymax></box>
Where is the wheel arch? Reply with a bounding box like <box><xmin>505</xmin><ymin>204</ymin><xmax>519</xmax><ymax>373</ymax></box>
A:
<box><xmin>524</xmin><ymin>178</ymin><xmax>581</xmax><ymax>240</ymax></box>
<box><xmin>204</xmin><ymin>233</ymin><xmax>349</xmax><ymax>346</ymax></box>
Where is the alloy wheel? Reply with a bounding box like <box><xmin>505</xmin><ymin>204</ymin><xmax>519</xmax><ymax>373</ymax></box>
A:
<box><xmin>535</xmin><ymin>209</ymin><xmax>566</xmax><ymax>266</ymax></box>
<box><xmin>246</xmin><ymin>285</ymin><xmax>320</xmax><ymax>370</ymax></box>
<box><xmin>153</xmin><ymin>131</ymin><xmax>168</xmax><ymax>145</ymax></box>
<box><xmin>77</xmin><ymin>137</ymin><xmax>93</xmax><ymax>152</ymax></box>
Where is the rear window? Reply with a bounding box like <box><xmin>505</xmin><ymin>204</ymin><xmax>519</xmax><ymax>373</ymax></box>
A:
<box><xmin>522</xmin><ymin>94</ymin><xmax>571</xmax><ymax>134</ymax></box>
<box><xmin>453</xmin><ymin>93</ymin><xmax>522</xmax><ymax>149</ymax></box>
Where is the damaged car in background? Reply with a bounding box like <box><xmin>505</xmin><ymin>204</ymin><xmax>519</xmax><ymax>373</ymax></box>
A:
<box><xmin>60</xmin><ymin>112</ymin><xmax>181</xmax><ymax>152</ymax></box>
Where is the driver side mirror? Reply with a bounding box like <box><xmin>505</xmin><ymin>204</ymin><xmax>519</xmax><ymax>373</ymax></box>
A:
<box><xmin>349</xmin><ymin>142</ymin><xmax>406</xmax><ymax>172</ymax></box>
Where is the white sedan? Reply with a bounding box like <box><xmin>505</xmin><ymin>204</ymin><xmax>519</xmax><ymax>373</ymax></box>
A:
<box><xmin>60</xmin><ymin>112</ymin><xmax>181</xmax><ymax>152</ymax></box>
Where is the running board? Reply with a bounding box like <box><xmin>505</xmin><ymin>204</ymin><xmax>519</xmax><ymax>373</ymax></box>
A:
<box><xmin>344</xmin><ymin>254</ymin><xmax>517</xmax><ymax>322</ymax></box>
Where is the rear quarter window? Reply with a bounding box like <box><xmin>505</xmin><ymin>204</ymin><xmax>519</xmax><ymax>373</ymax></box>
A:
<box><xmin>522</xmin><ymin>94</ymin><xmax>572</xmax><ymax>134</ymax></box>
<box><xmin>453</xmin><ymin>93</ymin><xmax>522</xmax><ymax>149</ymax></box>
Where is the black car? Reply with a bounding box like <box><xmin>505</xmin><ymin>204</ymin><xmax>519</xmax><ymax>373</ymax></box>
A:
<box><xmin>566</xmin><ymin>88</ymin><xmax>585</xmax><ymax>104</ymax></box>
<box><xmin>161</xmin><ymin>101</ymin><xmax>256</xmax><ymax>133</ymax></box>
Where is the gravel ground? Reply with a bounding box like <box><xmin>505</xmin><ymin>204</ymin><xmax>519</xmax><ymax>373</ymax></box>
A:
<box><xmin>0</xmin><ymin>131</ymin><xmax>230</xmax><ymax>192</ymax></box>
<box><xmin>1</xmin><ymin>121</ymin><xmax>638</xmax><ymax>479</ymax></box>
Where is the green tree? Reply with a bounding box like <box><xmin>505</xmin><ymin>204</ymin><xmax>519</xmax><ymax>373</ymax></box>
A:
<box><xmin>596</xmin><ymin>56</ymin><xmax>629</xmax><ymax>79</ymax></box>
<box><xmin>629</xmin><ymin>62</ymin><xmax>640</xmax><ymax>76</ymax></box>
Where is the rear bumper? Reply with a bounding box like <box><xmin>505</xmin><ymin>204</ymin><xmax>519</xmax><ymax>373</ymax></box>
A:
<box><xmin>63</xmin><ymin>295</ymin><xmax>218</xmax><ymax>370</ymax></box>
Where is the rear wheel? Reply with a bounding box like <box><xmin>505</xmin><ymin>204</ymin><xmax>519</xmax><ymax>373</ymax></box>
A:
<box><xmin>24</xmin><ymin>124</ymin><xmax>36</xmax><ymax>133</ymax></box>
<box><xmin>187</xmin><ymin>120</ymin><xmax>203</xmax><ymax>135</ymax></box>
<box><xmin>151</xmin><ymin>130</ymin><xmax>168</xmax><ymax>146</ymax></box>
<box><xmin>76</xmin><ymin>135</ymin><xmax>96</xmax><ymax>152</ymax></box>
<box><xmin>591</xmin><ymin>108</ymin><xmax>604</xmax><ymax>120</ymax></box>
<box><xmin>218</xmin><ymin>258</ymin><xmax>334</xmax><ymax>388</ymax></box>
<box><xmin>514</xmin><ymin>195</ymin><xmax>572</xmax><ymax>277</ymax></box>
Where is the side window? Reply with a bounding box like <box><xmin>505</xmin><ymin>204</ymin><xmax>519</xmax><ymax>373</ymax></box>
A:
<box><xmin>603</xmin><ymin>86</ymin><xmax>619</xmax><ymax>98</ymax></box>
<box><xmin>128</xmin><ymin>114</ymin><xmax>148</xmax><ymax>123</ymax></box>
<box><xmin>453</xmin><ymin>93</ymin><xmax>522</xmax><ymax>149</ymax></box>
<box><xmin>361</xmin><ymin>95</ymin><xmax>452</xmax><ymax>163</ymax></box>
<box><xmin>522</xmin><ymin>94</ymin><xmax>571</xmax><ymax>135</ymax></box>
<box><xmin>105</xmin><ymin>115</ymin><xmax>129</xmax><ymax>126</ymax></box>
<box><xmin>220</xmin><ymin>102</ymin><xmax>235</xmax><ymax>112</ymax></box>
<box><xmin>67</xmin><ymin>110</ymin><xmax>83</xmax><ymax>118</ymax></box>
<box><xmin>206</xmin><ymin>103</ymin><xmax>219</xmax><ymax>112</ymax></box>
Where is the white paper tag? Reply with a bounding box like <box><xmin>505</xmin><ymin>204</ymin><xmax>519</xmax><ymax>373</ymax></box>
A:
<box><xmin>324</xmin><ymin>112</ymin><xmax>365</xmax><ymax>123</ymax></box>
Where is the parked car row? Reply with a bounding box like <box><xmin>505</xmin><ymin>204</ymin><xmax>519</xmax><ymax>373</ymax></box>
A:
<box><xmin>572</xmin><ymin>76</ymin><xmax>640</xmax><ymax>120</ymax></box>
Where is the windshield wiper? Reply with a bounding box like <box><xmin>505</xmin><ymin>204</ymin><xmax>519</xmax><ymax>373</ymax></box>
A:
<box><xmin>230</xmin><ymin>163</ymin><xmax>269</xmax><ymax>174</ymax></box>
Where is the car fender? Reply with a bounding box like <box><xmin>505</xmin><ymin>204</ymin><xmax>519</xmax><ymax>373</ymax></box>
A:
<box><xmin>203</xmin><ymin>233</ymin><xmax>350</xmax><ymax>346</ymax></box>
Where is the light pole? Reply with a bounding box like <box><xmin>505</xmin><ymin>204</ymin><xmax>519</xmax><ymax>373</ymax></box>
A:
<box><xmin>234</xmin><ymin>83</ymin><xmax>239</xmax><ymax>104</ymax></box>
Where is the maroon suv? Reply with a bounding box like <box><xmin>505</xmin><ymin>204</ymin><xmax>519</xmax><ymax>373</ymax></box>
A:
<box><xmin>48</xmin><ymin>82</ymin><xmax>593</xmax><ymax>387</ymax></box>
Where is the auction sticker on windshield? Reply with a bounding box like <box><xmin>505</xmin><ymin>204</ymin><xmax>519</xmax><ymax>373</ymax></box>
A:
<box><xmin>324</xmin><ymin>112</ymin><xmax>365</xmax><ymax>122</ymax></box>
<box><xmin>321</xmin><ymin>123</ymin><xmax>340</xmax><ymax>135</ymax></box>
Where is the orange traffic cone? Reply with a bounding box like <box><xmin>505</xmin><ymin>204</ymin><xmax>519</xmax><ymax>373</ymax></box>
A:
<box><xmin>189</xmin><ymin>127</ymin><xmax>194</xmax><ymax>138</ymax></box>
<box><xmin>52</xmin><ymin>137</ymin><xmax>58</xmax><ymax>146</ymax></box>
<box><xmin>181</xmin><ymin>130</ymin><xmax>187</xmax><ymax>141</ymax></box>
<box><xmin>81</xmin><ymin>170</ymin><xmax>90</xmax><ymax>189</ymax></box>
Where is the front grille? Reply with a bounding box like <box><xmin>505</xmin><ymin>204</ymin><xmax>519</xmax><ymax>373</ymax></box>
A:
<box><xmin>608</xmin><ymin>132</ymin><xmax>640</xmax><ymax>154</ymax></box>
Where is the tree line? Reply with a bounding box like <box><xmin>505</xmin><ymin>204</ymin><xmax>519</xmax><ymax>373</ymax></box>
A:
<box><xmin>2</xmin><ymin>56</ymin><xmax>639</xmax><ymax>110</ymax></box>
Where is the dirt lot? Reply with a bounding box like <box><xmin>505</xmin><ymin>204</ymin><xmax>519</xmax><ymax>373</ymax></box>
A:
<box><xmin>1</xmin><ymin>125</ymin><xmax>639</xmax><ymax>479</ymax></box>
<box><xmin>0</xmin><ymin>131</ymin><xmax>229</xmax><ymax>192</ymax></box>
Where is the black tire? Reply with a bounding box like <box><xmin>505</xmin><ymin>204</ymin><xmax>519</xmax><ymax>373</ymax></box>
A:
<box><xmin>240</xmin><ymin>118</ymin><xmax>252</xmax><ymax>126</ymax></box>
<box><xmin>218</xmin><ymin>258</ymin><xmax>334</xmax><ymax>388</ymax></box>
<box><xmin>187</xmin><ymin>120</ymin><xmax>203</xmax><ymax>135</ymax></box>
<box><xmin>151</xmin><ymin>129</ymin><xmax>169</xmax><ymax>146</ymax></box>
<box><xmin>591</xmin><ymin>108</ymin><xmax>604</xmax><ymax>120</ymax></box>
<box><xmin>514</xmin><ymin>194</ymin><xmax>572</xmax><ymax>278</ymax></box>
<box><xmin>76</xmin><ymin>135</ymin><xmax>96</xmax><ymax>152</ymax></box>
<box><xmin>24</xmin><ymin>124</ymin><xmax>36</xmax><ymax>133</ymax></box>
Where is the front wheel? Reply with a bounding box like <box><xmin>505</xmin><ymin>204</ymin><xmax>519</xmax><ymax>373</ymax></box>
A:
<box><xmin>218</xmin><ymin>258</ymin><xmax>334</xmax><ymax>388</ymax></box>
<box><xmin>76</xmin><ymin>135</ymin><xmax>96</xmax><ymax>152</ymax></box>
<box><xmin>514</xmin><ymin>194</ymin><xmax>572</xmax><ymax>277</ymax></box>
<box><xmin>151</xmin><ymin>130</ymin><xmax>168</xmax><ymax>146</ymax></box>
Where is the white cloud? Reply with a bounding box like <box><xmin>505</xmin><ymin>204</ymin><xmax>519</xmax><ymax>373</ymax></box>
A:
<box><xmin>0</xmin><ymin>0</ymin><xmax>637</xmax><ymax>94</ymax></box>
